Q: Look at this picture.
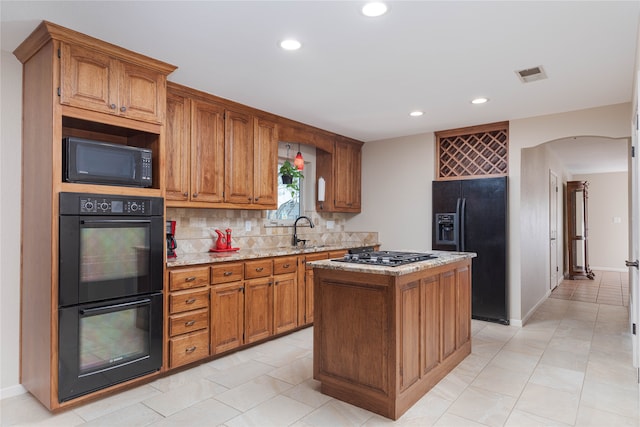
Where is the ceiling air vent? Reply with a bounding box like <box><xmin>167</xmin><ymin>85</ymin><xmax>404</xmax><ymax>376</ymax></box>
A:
<box><xmin>516</xmin><ymin>66</ymin><xmax>547</xmax><ymax>83</ymax></box>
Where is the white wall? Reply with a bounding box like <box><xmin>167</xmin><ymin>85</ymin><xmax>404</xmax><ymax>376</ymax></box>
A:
<box><xmin>519</xmin><ymin>143</ymin><xmax>572</xmax><ymax>319</ymax></box>
<box><xmin>1</xmin><ymin>50</ymin><xmax>24</xmax><ymax>397</ymax></box>
<box><xmin>573</xmin><ymin>171</ymin><xmax>629</xmax><ymax>271</ymax></box>
<box><xmin>346</xmin><ymin>132</ymin><xmax>435</xmax><ymax>252</ymax></box>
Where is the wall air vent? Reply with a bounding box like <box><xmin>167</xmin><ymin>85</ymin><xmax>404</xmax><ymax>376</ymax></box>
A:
<box><xmin>515</xmin><ymin>66</ymin><xmax>547</xmax><ymax>83</ymax></box>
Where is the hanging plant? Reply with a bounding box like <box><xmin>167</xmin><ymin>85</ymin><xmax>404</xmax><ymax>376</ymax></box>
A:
<box><xmin>279</xmin><ymin>160</ymin><xmax>304</xmax><ymax>198</ymax></box>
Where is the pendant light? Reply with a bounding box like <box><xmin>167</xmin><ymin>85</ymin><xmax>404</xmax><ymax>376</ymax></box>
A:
<box><xmin>294</xmin><ymin>143</ymin><xmax>304</xmax><ymax>170</ymax></box>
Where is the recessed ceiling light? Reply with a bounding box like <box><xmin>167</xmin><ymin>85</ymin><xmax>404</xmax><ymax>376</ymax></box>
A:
<box><xmin>280</xmin><ymin>39</ymin><xmax>301</xmax><ymax>51</ymax></box>
<box><xmin>362</xmin><ymin>2</ymin><xmax>388</xmax><ymax>17</ymax></box>
<box><xmin>471</xmin><ymin>97</ymin><xmax>489</xmax><ymax>104</ymax></box>
<box><xmin>409</xmin><ymin>111</ymin><xmax>424</xmax><ymax>117</ymax></box>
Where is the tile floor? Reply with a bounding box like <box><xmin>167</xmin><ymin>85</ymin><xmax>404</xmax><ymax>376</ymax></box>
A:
<box><xmin>550</xmin><ymin>270</ymin><xmax>629</xmax><ymax>306</ymax></box>
<box><xmin>2</xmin><ymin>276</ymin><xmax>639</xmax><ymax>426</ymax></box>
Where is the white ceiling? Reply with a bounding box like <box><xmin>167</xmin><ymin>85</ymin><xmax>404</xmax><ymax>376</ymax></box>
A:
<box><xmin>2</xmin><ymin>1</ymin><xmax>638</xmax><ymax>173</ymax></box>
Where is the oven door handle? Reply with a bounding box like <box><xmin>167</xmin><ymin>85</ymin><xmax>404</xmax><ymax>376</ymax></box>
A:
<box><xmin>80</xmin><ymin>298</ymin><xmax>151</xmax><ymax>315</ymax></box>
<box><xmin>80</xmin><ymin>219</ymin><xmax>151</xmax><ymax>225</ymax></box>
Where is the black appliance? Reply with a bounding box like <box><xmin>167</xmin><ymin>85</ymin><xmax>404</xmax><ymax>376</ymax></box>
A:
<box><xmin>63</xmin><ymin>137</ymin><xmax>152</xmax><ymax>188</ymax></box>
<box><xmin>58</xmin><ymin>192</ymin><xmax>164</xmax><ymax>401</ymax></box>
<box><xmin>333</xmin><ymin>250</ymin><xmax>437</xmax><ymax>266</ymax></box>
<box><xmin>432</xmin><ymin>177</ymin><xmax>508</xmax><ymax>325</ymax></box>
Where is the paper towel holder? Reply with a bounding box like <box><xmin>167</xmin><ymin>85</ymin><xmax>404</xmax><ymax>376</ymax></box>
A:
<box><xmin>318</xmin><ymin>176</ymin><xmax>326</xmax><ymax>210</ymax></box>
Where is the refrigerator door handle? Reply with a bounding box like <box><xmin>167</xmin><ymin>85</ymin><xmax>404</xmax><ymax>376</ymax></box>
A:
<box><xmin>455</xmin><ymin>198</ymin><xmax>461</xmax><ymax>252</ymax></box>
<box><xmin>460</xmin><ymin>198</ymin><xmax>467</xmax><ymax>252</ymax></box>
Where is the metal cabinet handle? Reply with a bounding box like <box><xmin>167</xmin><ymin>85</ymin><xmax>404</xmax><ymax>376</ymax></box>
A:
<box><xmin>283</xmin><ymin>264</ymin><xmax>290</xmax><ymax>268</ymax></box>
<box><xmin>120</xmin><ymin>106</ymin><xmax>127</xmax><ymax>112</ymax></box>
<box><xmin>185</xmin><ymin>320</ymin><xmax>196</xmax><ymax>326</ymax></box>
<box><xmin>255</xmin><ymin>198</ymin><xmax>259</xmax><ymax>202</ymax></box>
<box><xmin>185</xmin><ymin>298</ymin><xmax>196</xmax><ymax>304</ymax></box>
<box><xmin>223</xmin><ymin>271</ymin><xmax>233</xmax><ymax>276</ymax></box>
<box><xmin>109</xmin><ymin>103</ymin><xmax>116</xmax><ymax>109</ymax></box>
<box><xmin>256</xmin><ymin>267</ymin><xmax>264</xmax><ymax>272</ymax></box>
<box><xmin>183</xmin><ymin>192</ymin><xmax>188</xmax><ymax>197</ymax></box>
<box><xmin>185</xmin><ymin>346</ymin><xmax>196</xmax><ymax>353</ymax></box>
<box><xmin>626</xmin><ymin>260</ymin><xmax>639</xmax><ymax>269</ymax></box>
<box><xmin>193</xmin><ymin>193</ymin><xmax>198</xmax><ymax>198</ymax></box>
<box><xmin>185</xmin><ymin>276</ymin><xmax>196</xmax><ymax>282</ymax></box>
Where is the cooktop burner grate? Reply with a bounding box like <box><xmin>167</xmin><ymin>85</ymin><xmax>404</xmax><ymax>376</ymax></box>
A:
<box><xmin>332</xmin><ymin>250</ymin><xmax>437</xmax><ymax>267</ymax></box>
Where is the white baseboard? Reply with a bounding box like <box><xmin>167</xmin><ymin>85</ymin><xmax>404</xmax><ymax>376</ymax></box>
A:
<box><xmin>519</xmin><ymin>289</ymin><xmax>552</xmax><ymax>327</ymax></box>
<box><xmin>0</xmin><ymin>384</ymin><xmax>27</xmax><ymax>401</ymax></box>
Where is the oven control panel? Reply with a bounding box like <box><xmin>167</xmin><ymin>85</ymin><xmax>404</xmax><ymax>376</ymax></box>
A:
<box><xmin>79</xmin><ymin>196</ymin><xmax>148</xmax><ymax>214</ymax></box>
<box><xmin>59</xmin><ymin>192</ymin><xmax>164</xmax><ymax>216</ymax></box>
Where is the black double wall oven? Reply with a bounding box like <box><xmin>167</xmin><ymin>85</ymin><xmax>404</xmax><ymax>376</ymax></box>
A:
<box><xmin>58</xmin><ymin>192</ymin><xmax>164</xmax><ymax>402</ymax></box>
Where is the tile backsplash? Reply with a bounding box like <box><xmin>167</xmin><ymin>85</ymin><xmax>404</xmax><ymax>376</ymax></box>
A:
<box><xmin>167</xmin><ymin>208</ymin><xmax>378</xmax><ymax>254</ymax></box>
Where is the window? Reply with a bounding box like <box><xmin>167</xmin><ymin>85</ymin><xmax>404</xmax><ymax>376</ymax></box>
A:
<box><xmin>266</xmin><ymin>159</ymin><xmax>303</xmax><ymax>224</ymax></box>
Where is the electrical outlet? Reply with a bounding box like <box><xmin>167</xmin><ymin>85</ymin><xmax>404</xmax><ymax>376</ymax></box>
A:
<box><xmin>327</xmin><ymin>220</ymin><xmax>335</xmax><ymax>229</ymax></box>
<box><xmin>245</xmin><ymin>220</ymin><xmax>252</xmax><ymax>231</ymax></box>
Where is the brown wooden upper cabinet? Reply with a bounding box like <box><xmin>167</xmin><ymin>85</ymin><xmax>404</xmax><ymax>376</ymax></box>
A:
<box><xmin>60</xmin><ymin>42</ymin><xmax>166</xmax><ymax>124</ymax></box>
<box><xmin>316</xmin><ymin>136</ymin><xmax>363</xmax><ymax>213</ymax></box>
<box><xmin>165</xmin><ymin>83</ymin><xmax>277</xmax><ymax>209</ymax></box>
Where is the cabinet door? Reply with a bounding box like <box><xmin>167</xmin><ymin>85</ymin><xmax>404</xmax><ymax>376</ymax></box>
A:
<box><xmin>455</xmin><ymin>264</ymin><xmax>471</xmax><ymax>349</ymax></box>
<box><xmin>274</xmin><ymin>273</ymin><xmax>297</xmax><ymax>334</ymax></box>
<box><xmin>244</xmin><ymin>277</ymin><xmax>273</xmax><ymax>343</ymax></box>
<box><xmin>118</xmin><ymin>60</ymin><xmax>164</xmax><ymax>123</ymax></box>
<box><xmin>211</xmin><ymin>282</ymin><xmax>245</xmax><ymax>354</ymax></box>
<box><xmin>334</xmin><ymin>139</ymin><xmax>361</xmax><ymax>211</ymax></box>
<box><xmin>165</xmin><ymin>90</ymin><xmax>191</xmax><ymax>201</ymax></box>
<box><xmin>191</xmin><ymin>100</ymin><xmax>225</xmax><ymax>202</ymax></box>
<box><xmin>252</xmin><ymin>117</ymin><xmax>278</xmax><ymax>207</ymax></box>
<box><xmin>440</xmin><ymin>270</ymin><xmax>456</xmax><ymax>359</ymax></box>
<box><xmin>399</xmin><ymin>280</ymin><xmax>420</xmax><ymax>392</ymax></box>
<box><xmin>60</xmin><ymin>42</ymin><xmax>116</xmax><ymax>115</ymax></box>
<box><xmin>302</xmin><ymin>252</ymin><xmax>328</xmax><ymax>325</ymax></box>
<box><xmin>421</xmin><ymin>275</ymin><xmax>440</xmax><ymax>373</ymax></box>
<box><xmin>224</xmin><ymin>109</ymin><xmax>254</xmax><ymax>204</ymax></box>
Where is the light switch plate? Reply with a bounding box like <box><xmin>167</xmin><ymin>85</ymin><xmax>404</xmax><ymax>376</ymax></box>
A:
<box><xmin>245</xmin><ymin>220</ymin><xmax>252</xmax><ymax>231</ymax></box>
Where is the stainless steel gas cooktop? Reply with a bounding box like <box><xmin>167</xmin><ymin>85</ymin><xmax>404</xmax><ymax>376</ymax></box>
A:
<box><xmin>333</xmin><ymin>250</ymin><xmax>437</xmax><ymax>267</ymax></box>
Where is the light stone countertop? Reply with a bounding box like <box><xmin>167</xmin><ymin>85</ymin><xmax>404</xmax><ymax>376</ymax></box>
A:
<box><xmin>307</xmin><ymin>250</ymin><xmax>477</xmax><ymax>277</ymax></box>
<box><xmin>166</xmin><ymin>242</ymin><xmax>380</xmax><ymax>268</ymax></box>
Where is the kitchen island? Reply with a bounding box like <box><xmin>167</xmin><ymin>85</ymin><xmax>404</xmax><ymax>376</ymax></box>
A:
<box><xmin>309</xmin><ymin>251</ymin><xmax>476</xmax><ymax>420</ymax></box>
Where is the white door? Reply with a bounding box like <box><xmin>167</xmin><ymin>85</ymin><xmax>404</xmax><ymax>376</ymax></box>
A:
<box><xmin>629</xmin><ymin>74</ymin><xmax>639</xmax><ymax>380</ymax></box>
<box><xmin>549</xmin><ymin>170</ymin><xmax>559</xmax><ymax>290</ymax></box>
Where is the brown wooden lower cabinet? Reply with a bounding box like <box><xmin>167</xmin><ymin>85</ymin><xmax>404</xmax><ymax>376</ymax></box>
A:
<box><xmin>244</xmin><ymin>276</ymin><xmax>274</xmax><ymax>343</ymax></box>
<box><xmin>210</xmin><ymin>281</ymin><xmax>245</xmax><ymax>355</ymax></box>
<box><xmin>313</xmin><ymin>258</ymin><xmax>472</xmax><ymax>420</ymax></box>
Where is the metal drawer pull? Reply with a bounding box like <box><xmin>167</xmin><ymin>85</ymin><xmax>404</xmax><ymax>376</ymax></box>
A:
<box><xmin>185</xmin><ymin>298</ymin><xmax>196</xmax><ymax>304</ymax></box>
<box><xmin>256</xmin><ymin>267</ymin><xmax>264</xmax><ymax>272</ymax></box>
<box><xmin>185</xmin><ymin>276</ymin><xmax>196</xmax><ymax>282</ymax></box>
<box><xmin>283</xmin><ymin>264</ymin><xmax>290</xmax><ymax>268</ymax></box>
<box><xmin>185</xmin><ymin>346</ymin><xmax>196</xmax><ymax>353</ymax></box>
<box><xmin>185</xmin><ymin>320</ymin><xmax>196</xmax><ymax>326</ymax></box>
<box><xmin>223</xmin><ymin>271</ymin><xmax>233</xmax><ymax>276</ymax></box>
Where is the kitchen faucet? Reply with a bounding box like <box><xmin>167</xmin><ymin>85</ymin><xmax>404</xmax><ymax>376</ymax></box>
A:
<box><xmin>292</xmin><ymin>215</ymin><xmax>315</xmax><ymax>247</ymax></box>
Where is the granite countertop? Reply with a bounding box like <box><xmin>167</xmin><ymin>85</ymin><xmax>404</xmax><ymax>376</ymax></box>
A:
<box><xmin>167</xmin><ymin>242</ymin><xmax>380</xmax><ymax>268</ymax></box>
<box><xmin>307</xmin><ymin>250</ymin><xmax>477</xmax><ymax>276</ymax></box>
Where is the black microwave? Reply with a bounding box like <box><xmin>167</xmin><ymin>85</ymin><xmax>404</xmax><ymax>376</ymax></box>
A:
<box><xmin>63</xmin><ymin>137</ymin><xmax>152</xmax><ymax>187</ymax></box>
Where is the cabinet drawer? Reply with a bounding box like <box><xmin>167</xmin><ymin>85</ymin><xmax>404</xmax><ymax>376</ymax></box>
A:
<box><xmin>211</xmin><ymin>262</ymin><xmax>244</xmax><ymax>284</ymax></box>
<box><xmin>169</xmin><ymin>267</ymin><xmax>210</xmax><ymax>291</ymax></box>
<box><xmin>169</xmin><ymin>308</ymin><xmax>209</xmax><ymax>337</ymax></box>
<box><xmin>244</xmin><ymin>259</ymin><xmax>273</xmax><ymax>279</ymax></box>
<box><xmin>169</xmin><ymin>329</ymin><xmax>209</xmax><ymax>368</ymax></box>
<box><xmin>274</xmin><ymin>256</ymin><xmax>297</xmax><ymax>275</ymax></box>
<box><xmin>169</xmin><ymin>288</ymin><xmax>209</xmax><ymax>314</ymax></box>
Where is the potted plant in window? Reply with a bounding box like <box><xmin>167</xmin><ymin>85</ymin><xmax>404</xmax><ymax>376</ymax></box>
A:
<box><xmin>279</xmin><ymin>160</ymin><xmax>304</xmax><ymax>197</ymax></box>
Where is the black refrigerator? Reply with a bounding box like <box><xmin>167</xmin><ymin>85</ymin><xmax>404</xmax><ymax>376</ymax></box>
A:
<box><xmin>432</xmin><ymin>177</ymin><xmax>508</xmax><ymax>325</ymax></box>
